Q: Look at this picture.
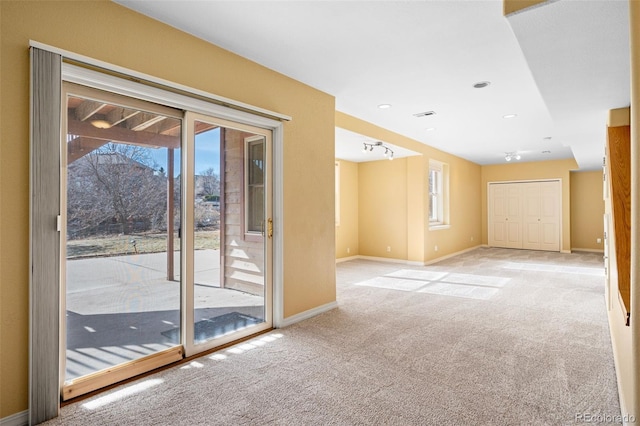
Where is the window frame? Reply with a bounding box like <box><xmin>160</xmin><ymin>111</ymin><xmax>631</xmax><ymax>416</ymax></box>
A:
<box><xmin>428</xmin><ymin>160</ymin><xmax>450</xmax><ymax>229</ymax></box>
<box><xmin>243</xmin><ymin>134</ymin><xmax>266</xmax><ymax>241</ymax></box>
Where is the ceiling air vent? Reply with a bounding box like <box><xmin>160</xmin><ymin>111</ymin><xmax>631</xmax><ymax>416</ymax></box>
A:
<box><xmin>413</xmin><ymin>111</ymin><xmax>436</xmax><ymax>118</ymax></box>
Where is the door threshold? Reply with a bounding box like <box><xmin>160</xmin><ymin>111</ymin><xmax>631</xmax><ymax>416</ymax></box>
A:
<box><xmin>61</xmin><ymin>327</ymin><xmax>274</xmax><ymax>407</ymax></box>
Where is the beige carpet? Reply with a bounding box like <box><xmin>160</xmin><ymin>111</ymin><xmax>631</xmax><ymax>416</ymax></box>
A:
<box><xmin>44</xmin><ymin>247</ymin><xmax>620</xmax><ymax>425</ymax></box>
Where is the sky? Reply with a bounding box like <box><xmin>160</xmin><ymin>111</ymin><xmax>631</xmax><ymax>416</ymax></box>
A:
<box><xmin>148</xmin><ymin>127</ymin><xmax>221</xmax><ymax>177</ymax></box>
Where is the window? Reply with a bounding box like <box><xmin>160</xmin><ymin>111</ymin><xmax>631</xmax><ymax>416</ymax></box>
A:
<box><xmin>429</xmin><ymin>160</ymin><xmax>449</xmax><ymax>227</ymax></box>
<box><xmin>245</xmin><ymin>135</ymin><xmax>265</xmax><ymax>235</ymax></box>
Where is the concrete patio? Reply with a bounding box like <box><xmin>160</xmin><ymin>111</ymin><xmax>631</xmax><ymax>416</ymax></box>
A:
<box><xmin>65</xmin><ymin>249</ymin><xmax>265</xmax><ymax>380</ymax></box>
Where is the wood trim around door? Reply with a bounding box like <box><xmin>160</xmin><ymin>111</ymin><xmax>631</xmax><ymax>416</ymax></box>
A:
<box><xmin>62</xmin><ymin>346</ymin><xmax>183</xmax><ymax>401</ymax></box>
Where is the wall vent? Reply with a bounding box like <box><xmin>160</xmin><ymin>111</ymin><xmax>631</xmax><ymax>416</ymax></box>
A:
<box><xmin>413</xmin><ymin>111</ymin><xmax>436</xmax><ymax>118</ymax></box>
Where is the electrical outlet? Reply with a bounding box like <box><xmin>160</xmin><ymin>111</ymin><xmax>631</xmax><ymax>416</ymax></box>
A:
<box><xmin>347</xmin><ymin>247</ymin><xmax>350</xmax><ymax>254</ymax></box>
<box><xmin>386</xmin><ymin>246</ymin><xmax>391</xmax><ymax>252</ymax></box>
<box><xmin>434</xmin><ymin>245</ymin><xmax>438</xmax><ymax>252</ymax></box>
<box><xmin>597</xmin><ymin>238</ymin><xmax>602</xmax><ymax>244</ymax></box>
<box><xmin>471</xmin><ymin>236</ymin><xmax>474</xmax><ymax>241</ymax></box>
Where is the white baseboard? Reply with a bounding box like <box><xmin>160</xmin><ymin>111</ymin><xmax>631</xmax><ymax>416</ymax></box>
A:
<box><xmin>571</xmin><ymin>248</ymin><xmax>604</xmax><ymax>253</ymax></box>
<box><xmin>336</xmin><ymin>247</ymin><xmax>483</xmax><ymax>267</ymax></box>
<box><xmin>278</xmin><ymin>301</ymin><xmax>338</xmax><ymax>328</ymax></box>
<box><xmin>336</xmin><ymin>255</ymin><xmax>359</xmax><ymax>263</ymax></box>
<box><xmin>424</xmin><ymin>245</ymin><xmax>481</xmax><ymax>265</ymax></box>
<box><xmin>356</xmin><ymin>255</ymin><xmax>424</xmax><ymax>266</ymax></box>
<box><xmin>0</xmin><ymin>410</ymin><xmax>28</xmax><ymax>426</ymax></box>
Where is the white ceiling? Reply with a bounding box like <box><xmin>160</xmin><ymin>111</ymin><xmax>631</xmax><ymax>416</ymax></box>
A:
<box><xmin>335</xmin><ymin>127</ymin><xmax>420</xmax><ymax>163</ymax></box>
<box><xmin>114</xmin><ymin>0</ymin><xmax>629</xmax><ymax>169</ymax></box>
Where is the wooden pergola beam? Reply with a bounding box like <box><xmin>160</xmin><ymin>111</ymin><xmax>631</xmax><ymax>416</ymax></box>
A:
<box><xmin>68</xmin><ymin>115</ymin><xmax>180</xmax><ymax>149</ymax></box>
<box><xmin>127</xmin><ymin>113</ymin><xmax>167</xmax><ymax>131</ymax></box>
<box><xmin>107</xmin><ymin>107</ymin><xmax>140</xmax><ymax>127</ymax></box>
<box><xmin>67</xmin><ymin>137</ymin><xmax>109</xmax><ymax>164</ymax></box>
<box><xmin>75</xmin><ymin>100</ymin><xmax>107</xmax><ymax>121</ymax></box>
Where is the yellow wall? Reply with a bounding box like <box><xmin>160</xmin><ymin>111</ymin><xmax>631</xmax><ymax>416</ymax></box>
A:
<box><xmin>480</xmin><ymin>159</ymin><xmax>578</xmax><ymax>252</ymax></box>
<box><xmin>335</xmin><ymin>160</ymin><xmax>359</xmax><ymax>258</ymax></box>
<box><xmin>336</xmin><ymin>112</ymin><xmax>482</xmax><ymax>264</ymax></box>
<box><xmin>1</xmin><ymin>1</ymin><xmax>336</xmax><ymax>418</ymax></box>
<box><xmin>336</xmin><ymin>155</ymin><xmax>424</xmax><ymax>263</ymax></box>
<box><xmin>407</xmin><ymin>156</ymin><xmax>425</xmax><ymax>262</ymax></box>
<box><xmin>570</xmin><ymin>171</ymin><xmax>605</xmax><ymax>251</ymax></box>
<box><xmin>428</xmin><ymin>152</ymin><xmax>482</xmax><ymax>261</ymax></box>
<box><xmin>358</xmin><ymin>158</ymin><xmax>409</xmax><ymax>259</ymax></box>
<box><xmin>503</xmin><ymin>0</ymin><xmax>548</xmax><ymax>16</ymax></box>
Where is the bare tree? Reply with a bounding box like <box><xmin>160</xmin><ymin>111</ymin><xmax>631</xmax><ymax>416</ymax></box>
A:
<box><xmin>67</xmin><ymin>143</ymin><xmax>167</xmax><ymax>236</ymax></box>
<box><xmin>199</xmin><ymin>167</ymin><xmax>220</xmax><ymax>199</ymax></box>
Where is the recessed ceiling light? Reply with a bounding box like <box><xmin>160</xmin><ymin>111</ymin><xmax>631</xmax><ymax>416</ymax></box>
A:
<box><xmin>426</xmin><ymin>127</ymin><xmax>436</xmax><ymax>131</ymax></box>
<box><xmin>378</xmin><ymin>104</ymin><xmax>392</xmax><ymax>109</ymax></box>
<box><xmin>473</xmin><ymin>81</ymin><xmax>491</xmax><ymax>89</ymax></box>
<box><xmin>503</xmin><ymin>114</ymin><xmax>518</xmax><ymax>119</ymax></box>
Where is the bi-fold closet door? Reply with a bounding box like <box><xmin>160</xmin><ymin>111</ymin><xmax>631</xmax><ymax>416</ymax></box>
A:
<box><xmin>488</xmin><ymin>180</ymin><xmax>560</xmax><ymax>252</ymax></box>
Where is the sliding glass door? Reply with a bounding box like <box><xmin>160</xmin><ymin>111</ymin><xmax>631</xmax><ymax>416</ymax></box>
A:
<box><xmin>62</xmin><ymin>83</ymin><xmax>184</xmax><ymax>399</ymax></box>
<box><xmin>61</xmin><ymin>86</ymin><xmax>272</xmax><ymax>399</ymax></box>
<box><xmin>183</xmin><ymin>113</ymin><xmax>272</xmax><ymax>356</ymax></box>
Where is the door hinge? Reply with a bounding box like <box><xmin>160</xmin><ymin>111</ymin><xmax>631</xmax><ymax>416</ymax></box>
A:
<box><xmin>267</xmin><ymin>218</ymin><xmax>273</xmax><ymax>239</ymax></box>
<box><xmin>57</xmin><ymin>215</ymin><xmax>61</xmax><ymax>232</ymax></box>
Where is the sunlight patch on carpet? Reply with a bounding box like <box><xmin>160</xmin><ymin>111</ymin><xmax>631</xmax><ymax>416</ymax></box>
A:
<box><xmin>354</xmin><ymin>270</ymin><xmax>509</xmax><ymax>300</ymax></box>
<box><xmin>384</xmin><ymin>270</ymin><xmax>448</xmax><ymax>281</ymax></box>
<box><xmin>82</xmin><ymin>378</ymin><xmax>163</xmax><ymax>410</ymax></box>
<box><xmin>442</xmin><ymin>273</ymin><xmax>510</xmax><ymax>287</ymax></box>
<box><xmin>355</xmin><ymin>277</ymin><xmax>428</xmax><ymax>292</ymax></box>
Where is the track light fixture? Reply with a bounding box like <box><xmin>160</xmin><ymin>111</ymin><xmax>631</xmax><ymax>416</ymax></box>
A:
<box><xmin>504</xmin><ymin>152</ymin><xmax>521</xmax><ymax>162</ymax></box>
<box><xmin>362</xmin><ymin>141</ymin><xmax>394</xmax><ymax>161</ymax></box>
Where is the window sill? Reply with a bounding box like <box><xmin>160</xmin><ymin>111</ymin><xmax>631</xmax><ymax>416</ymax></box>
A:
<box><xmin>429</xmin><ymin>224</ymin><xmax>451</xmax><ymax>231</ymax></box>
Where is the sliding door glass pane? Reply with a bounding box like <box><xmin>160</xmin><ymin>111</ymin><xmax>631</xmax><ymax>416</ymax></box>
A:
<box><xmin>192</xmin><ymin>121</ymin><xmax>266</xmax><ymax>346</ymax></box>
<box><xmin>65</xmin><ymin>93</ymin><xmax>181</xmax><ymax>381</ymax></box>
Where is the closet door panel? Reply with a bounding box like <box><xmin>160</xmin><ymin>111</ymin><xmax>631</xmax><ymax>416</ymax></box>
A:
<box><xmin>488</xmin><ymin>184</ymin><xmax>508</xmax><ymax>247</ymax></box>
<box><xmin>539</xmin><ymin>181</ymin><xmax>560</xmax><ymax>251</ymax></box>
<box><xmin>522</xmin><ymin>183</ymin><xmax>541</xmax><ymax>250</ymax></box>
<box><xmin>505</xmin><ymin>183</ymin><xmax>523</xmax><ymax>248</ymax></box>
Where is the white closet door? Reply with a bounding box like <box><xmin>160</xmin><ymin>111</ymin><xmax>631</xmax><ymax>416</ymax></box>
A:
<box><xmin>522</xmin><ymin>182</ymin><xmax>542</xmax><ymax>249</ymax></box>
<box><xmin>504</xmin><ymin>183</ymin><xmax>523</xmax><ymax>248</ymax></box>
<box><xmin>488</xmin><ymin>184</ymin><xmax>508</xmax><ymax>247</ymax></box>
<box><xmin>489</xmin><ymin>183</ymin><xmax>522</xmax><ymax>249</ymax></box>
<box><xmin>539</xmin><ymin>181</ymin><xmax>560</xmax><ymax>251</ymax></box>
<box><xmin>488</xmin><ymin>180</ymin><xmax>560</xmax><ymax>252</ymax></box>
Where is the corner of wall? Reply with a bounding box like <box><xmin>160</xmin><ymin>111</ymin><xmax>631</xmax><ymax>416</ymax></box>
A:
<box><xmin>503</xmin><ymin>0</ymin><xmax>549</xmax><ymax>17</ymax></box>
